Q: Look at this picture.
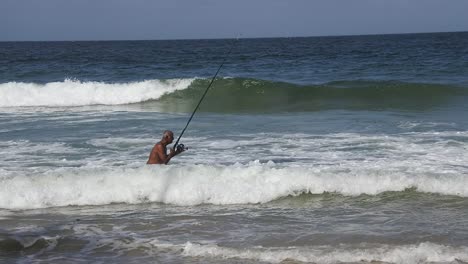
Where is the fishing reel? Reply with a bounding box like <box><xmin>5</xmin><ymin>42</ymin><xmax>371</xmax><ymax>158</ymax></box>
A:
<box><xmin>175</xmin><ymin>144</ymin><xmax>187</xmax><ymax>152</ymax></box>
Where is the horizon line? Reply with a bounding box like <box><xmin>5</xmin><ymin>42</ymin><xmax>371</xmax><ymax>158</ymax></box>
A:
<box><xmin>1</xmin><ymin>30</ymin><xmax>467</xmax><ymax>43</ymax></box>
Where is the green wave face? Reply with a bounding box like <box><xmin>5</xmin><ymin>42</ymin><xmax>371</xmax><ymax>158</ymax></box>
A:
<box><xmin>154</xmin><ymin>78</ymin><xmax>466</xmax><ymax>113</ymax></box>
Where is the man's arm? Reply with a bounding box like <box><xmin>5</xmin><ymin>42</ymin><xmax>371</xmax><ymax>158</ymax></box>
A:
<box><xmin>155</xmin><ymin>144</ymin><xmax>183</xmax><ymax>165</ymax></box>
<box><xmin>163</xmin><ymin>147</ymin><xmax>184</xmax><ymax>165</ymax></box>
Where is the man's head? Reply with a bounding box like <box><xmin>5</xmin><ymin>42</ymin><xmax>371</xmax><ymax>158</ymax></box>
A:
<box><xmin>162</xmin><ymin>130</ymin><xmax>174</xmax><ymax>144</ymax></box>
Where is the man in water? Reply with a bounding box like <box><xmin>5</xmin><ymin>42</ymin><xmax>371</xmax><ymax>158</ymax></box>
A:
<box><xmin>147</xmin><ymin>130</ymin><xmax>185</xmax><ymax>165</ymax></box>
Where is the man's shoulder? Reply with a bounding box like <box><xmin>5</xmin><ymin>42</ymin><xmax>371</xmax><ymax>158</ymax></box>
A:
<box><xmin>154</xmin><ymin>142</ymin><xmax>164</xmax><ymax>149</ymax></box>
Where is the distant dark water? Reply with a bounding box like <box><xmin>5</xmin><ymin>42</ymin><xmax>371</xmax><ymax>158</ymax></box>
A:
<box><xmin>1</xmin><ymin>32</ymin><xmax>468</xmax><ymax>263</ymax></box>
<box><xmin>2</xmin><ymin>32</ymin><xmax>468</xmax><ymax>85</ymax></box>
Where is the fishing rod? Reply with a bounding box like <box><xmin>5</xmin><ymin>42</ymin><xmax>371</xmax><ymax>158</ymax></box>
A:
<box><xmin>172</xmin><ymin>38</ymin><xmax>238</xmax><ymax>154</ymax></box>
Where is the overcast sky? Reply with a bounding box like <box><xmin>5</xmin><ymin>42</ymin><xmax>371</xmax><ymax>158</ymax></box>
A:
<box><xmin>1</xmin><ymin>0</ymin><xmax>468</xmax><ymax>41</ymax></box>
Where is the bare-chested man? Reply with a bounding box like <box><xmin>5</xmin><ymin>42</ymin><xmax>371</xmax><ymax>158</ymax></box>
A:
<box><xmin>147</xmin><ymin>130</ymin><xmax>184</xmax><ymax>165</ymax></box>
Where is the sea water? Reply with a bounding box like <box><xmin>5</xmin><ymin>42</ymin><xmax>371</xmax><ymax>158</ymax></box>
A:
<box><xmin>1</xmin><ymin>32</ymin><xmax>468</xmax><ymax>263</ymax></box>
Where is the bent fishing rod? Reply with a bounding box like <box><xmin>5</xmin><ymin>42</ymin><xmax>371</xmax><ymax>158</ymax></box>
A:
<box><xmin>171</xmin><ymin>38</ymin><xmax>238</xmax><ymax>156</ymax></box>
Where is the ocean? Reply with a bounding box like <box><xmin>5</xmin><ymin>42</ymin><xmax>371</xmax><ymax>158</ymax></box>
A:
<box><xmin>1</xmin><ymin>32</ymin><xmax>468</xmax><ymax>263</ymax></box>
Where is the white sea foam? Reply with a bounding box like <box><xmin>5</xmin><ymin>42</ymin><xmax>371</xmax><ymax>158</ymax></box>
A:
<box><xmin>0</xmin><ymin>162</ymin><xmax>467</xmax><ymax>210</ymax></box>
<box><xmin>178</xmin><ymin>241</ymin><xmax>468</xmax><ymax>264</ymax></box>
<box><xmin>0</xmin><ymin>78</ymin><xmax>194</xmax><ymax>107</ymax></box>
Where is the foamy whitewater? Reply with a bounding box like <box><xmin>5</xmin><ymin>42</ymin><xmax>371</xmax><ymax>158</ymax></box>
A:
<box><xmin>1</xmin><ymin>33</ymin><xmax>468</xmax><ymax>263</ymax></box>
<box><xmin>0</xmin><ymin>78</ymin><xmax>195</xmax><ymax>107</ymax></box>
<box><xmin>173</xmin><ymin>242</ymin><xmax>468</xmax><ymax>264</ymax></box>
<box><xmin>1</xmin><ymin>162</ymin><xmax>468</xmax><ymax>210</ymax></box>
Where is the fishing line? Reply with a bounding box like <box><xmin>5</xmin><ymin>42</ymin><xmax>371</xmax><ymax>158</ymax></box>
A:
<box><xmin>172</xmin><ymin>38</ymin><xmax>239</xmax><ymax>151</ymax></box>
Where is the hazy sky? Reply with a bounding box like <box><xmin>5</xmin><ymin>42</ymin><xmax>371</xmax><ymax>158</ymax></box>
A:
<box><xmin>1</xmin><ymin>0</ymin><xmax>468</xmax><ymax>41</ymax></box>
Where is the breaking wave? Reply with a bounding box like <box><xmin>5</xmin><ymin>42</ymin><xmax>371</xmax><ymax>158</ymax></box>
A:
<box><xmin>0</xmin><ymin>78</ymin><xmax>466</xmax><ymax>111</ymax></box>
<box><xmin>0</xmin><ymin>78</ymin><xmax>194</xmax><ymax>107</ymax></box>
<box><xmin>1</xmin><ymin>162</ymin><xmax>466</xmax><ymax>210</ymax></box>
<box><xmin>152</xmin><ymin>241</ymin><xmax>468</xmax><ymax>264</ymax></box>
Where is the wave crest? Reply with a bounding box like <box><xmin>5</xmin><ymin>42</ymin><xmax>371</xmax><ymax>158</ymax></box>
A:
<box><xmin>1</xmin><ymin>78</ymin><xmax>465</xmax><ymax>111</ymax></box>
<box><xmin>157</xmin><ymin>78</ymin><xmax>466</xmax><ymax>112</ymax></box>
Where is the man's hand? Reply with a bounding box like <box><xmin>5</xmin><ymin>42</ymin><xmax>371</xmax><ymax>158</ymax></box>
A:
<box><xmin>169</xmin><ymin>147</ymin><xmax>182</xmax><ymax>156</ymax></box>
<box><xmin>169</xmin><ymin>147</ymin><xmax>176</xmax><ymax>156</ymax></box>
<box><xmin>174</xmin><ymin>146</ymin><xmax>185</xmax><ymax>155</ymax></box>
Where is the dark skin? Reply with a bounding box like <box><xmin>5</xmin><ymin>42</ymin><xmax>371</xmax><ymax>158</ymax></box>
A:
<box><xmin>147</xmin><ymin>131</ymin><xmax>184</xmax><ymax>165</ymax></box>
